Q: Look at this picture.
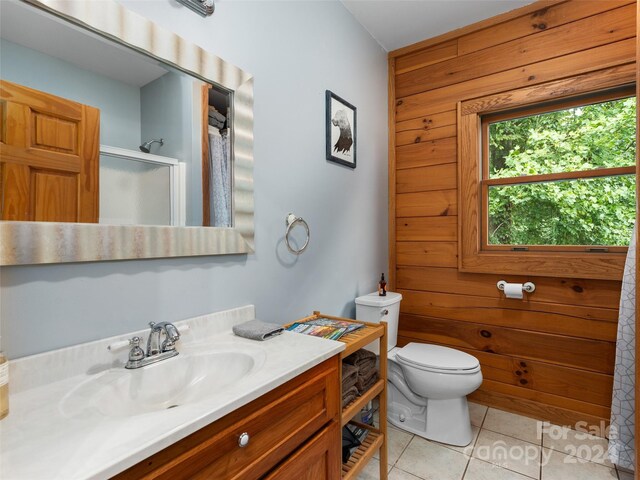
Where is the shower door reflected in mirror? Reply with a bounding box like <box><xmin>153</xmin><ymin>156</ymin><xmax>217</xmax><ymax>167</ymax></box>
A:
<box><xmin>0</xmin><ymin>0</ymin><xmax>232</xmax><ymax>227</ymax></box>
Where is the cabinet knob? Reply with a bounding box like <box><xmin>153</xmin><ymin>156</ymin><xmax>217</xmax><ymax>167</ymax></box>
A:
<box><xmin>238</xmin><ymin>432</ymin><xmax>250</xmax><ymax>448</ymax></box>
<box><xmin>382</xmin><ymin>309</ymin><xmax>389</xmax><ymax>316</ymax></box>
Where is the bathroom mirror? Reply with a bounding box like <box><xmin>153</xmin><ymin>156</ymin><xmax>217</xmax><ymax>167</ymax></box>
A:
<box><xmin>0</xmin><ymin>0</ymin><xmax>254</xmax><ymax>265</ymax></box>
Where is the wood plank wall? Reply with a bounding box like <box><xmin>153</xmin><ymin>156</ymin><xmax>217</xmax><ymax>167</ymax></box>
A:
<box><xmin>388</xmin><ymin>0</ymin><xmax>637</xmax><ymax>430</ymax></box>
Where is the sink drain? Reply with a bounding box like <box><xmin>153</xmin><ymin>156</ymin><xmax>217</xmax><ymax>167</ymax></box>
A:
<box><xmin>167</xmin><ymin>404</ymin><xmax>179</xmax><ymax>409</ymax></box>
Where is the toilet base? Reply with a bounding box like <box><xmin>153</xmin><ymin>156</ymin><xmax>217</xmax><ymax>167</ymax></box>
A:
<box><xmin>387</xmin><ymin>381</ymin><xmax>473</xmax><ymax>446</ymax></box>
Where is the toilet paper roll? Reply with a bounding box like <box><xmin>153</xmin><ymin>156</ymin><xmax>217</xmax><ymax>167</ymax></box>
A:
<box><xmin>503</xmin><ymin>283</ymin><xmax>524</xmax><ymax>299</ymax></box>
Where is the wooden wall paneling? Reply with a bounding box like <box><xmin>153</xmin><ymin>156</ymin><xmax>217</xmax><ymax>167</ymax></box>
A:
<box><xmin>395</xmin><ymin>3</ymin><xmax>636</xmax><ymax>97</ymax></box>
<box><xmin>389</xmin><ymin>1</ymin><xmax>565</xmax><ymax>58</ymax></box>
<box><xmin>396</xmin><ymin>124</ymin><xmax>456</xmax><ymax>148</ymax></box>
<box><xmin>468</xmin><ymin>382</ymin><xmax>610</xmax><ymax>429</ymax></box>
<box><xmin>456</xmin><ymin>0</ymin><xmax>634</xmax><ymax>56</ymax></box>
<box><xmin>396</xmin><ymin>217</ymin><xmax>457</xmax><ymax>242</ymax></box>
<box><xmin>395</xmin><ymin>110</ymin><xmax>456</xmax><ymax>134</ymax></box>
<box><xmin>395</xmin><ymin>38</ymin><xmax>636</xmax><ymax>122</ymax></box>
<box><xmin>395</xmin><ymin>40</ymin><xmax>458</xmax><ymax>75</ymax></box>
<box><xmin>398</xmin><ymin>290</ymin><xmax>618</xmax><ymax>340</ymax></box>
<box><xmin>388</xmin><ymin>57</ymin><xmax>397</xmax><ymax>291</ymax></box>
<box><xmin>396</xmin><ymin>190</ymin><xmax>457</xmax><ymax>218</ymax></box>
<box><xmin>397</xmin><ymin>314</ymin><xmax>616</xmax><ymax>373</ymax></box>
<box><xmin>460</xmin><ymin>63</ymin><xmax>636</xmax><ymax>115</ymax></box>
<box><xmin>396</xmin><ymin>334</ymin><xmax>613</xmax><ymax>406</ymax></box>
<box><xmin>396</xmin><ymin>137</ymin><xmax>456</xmax><ymax>170</ymax></box>
<box><xmin>465</xmin><ymin>348</ymin><xmax>613</xmax><ymax>407</ymax></box>
<box><xmin>389</xmin><ymin>0</ymin><xmax>635</xmax><ymax>429</ymax></box>
<box><xmin>395</xmin><ymin>266</ymin><xmax>622</xmax><ymax>309</ymax></box>
<box><xmin>396</xmin><ymin>163</ymin><xmax>456</xmax><ymax>193</ymax></box>
<box><xmin>396</xmin><ymin>242</ymin><xmax>458</xmax><ymax>268</ymax></box>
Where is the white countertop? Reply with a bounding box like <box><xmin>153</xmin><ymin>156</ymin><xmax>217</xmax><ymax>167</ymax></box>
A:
<box><xmin>0</xmin><ymin>306</ymin><xmax>345</xmax><ymax>480</ymax></box>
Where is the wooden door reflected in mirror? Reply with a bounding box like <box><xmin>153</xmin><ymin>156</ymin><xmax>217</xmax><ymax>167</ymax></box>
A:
<box><xmin>1</xmin><ymin>80</ymin><xmax>99</xmax><ymax>222</ymax></box>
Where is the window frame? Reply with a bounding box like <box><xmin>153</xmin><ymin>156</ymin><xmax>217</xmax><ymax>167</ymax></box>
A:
<box><xmin>480</xmin><ymin>86</ymin><xmax>636</xmax><ymax>254</ymax></box>
<box><xmin>457</xmin><ymin>67</ymin><xmax>636</xmax><ymax>280</ymax></box>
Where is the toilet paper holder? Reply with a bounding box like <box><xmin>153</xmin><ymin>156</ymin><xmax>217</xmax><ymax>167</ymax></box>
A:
<box><xmin>497</xmin><ymin>280</ymin><xmax>536</xmax><ymax>294</ymax></box>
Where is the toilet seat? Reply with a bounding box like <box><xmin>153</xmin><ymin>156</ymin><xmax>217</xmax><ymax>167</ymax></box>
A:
<box><xmin>395</xmin><ymin>343</ymin><xmax>481</xmax><ymax>375</ymax></box>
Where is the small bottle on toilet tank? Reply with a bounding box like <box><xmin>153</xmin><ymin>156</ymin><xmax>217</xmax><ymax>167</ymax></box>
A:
<box><xmin>378</xmin><ymin>273</ymin><xmax>387</xmax><ymax>296</ymax></box>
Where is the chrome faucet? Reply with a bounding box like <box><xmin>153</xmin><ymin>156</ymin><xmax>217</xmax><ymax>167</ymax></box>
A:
<box><xmin>125</xmin><ymin>322</ymin><xmax>181</xmax><ymax>369</ymax></box>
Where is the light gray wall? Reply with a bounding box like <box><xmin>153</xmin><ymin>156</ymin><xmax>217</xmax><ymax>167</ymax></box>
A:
<box><xmin>0</xmin><ymin>39</ymin><xmax>141</xmax><ymax>149</ymax></box>
<box><xmin>140</xmin><ymin>71</ymin><xmax>203</xmax><ymax>225</ymax></box>
<box><xmin>0</xmin><ymin>1</ymin><xmax>388</xmax><ymax>359</ymax></box>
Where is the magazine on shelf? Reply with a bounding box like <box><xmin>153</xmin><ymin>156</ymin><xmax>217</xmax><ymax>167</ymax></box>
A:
<box><xmin>286</xmin><ymin>317</ymin><xmax>364</xmax><ymax>340</ymax></box>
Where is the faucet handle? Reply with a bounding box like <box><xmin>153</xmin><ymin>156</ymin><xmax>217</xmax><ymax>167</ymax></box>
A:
<box><xmin>125</xmin><ymin>336</ymin><xmax>145</xmax><ymax>369</ymax></box>
<box><xmin>128</xmin><ymin>337</ymin><xmax>145</xmax><ymax>361</ymax></box>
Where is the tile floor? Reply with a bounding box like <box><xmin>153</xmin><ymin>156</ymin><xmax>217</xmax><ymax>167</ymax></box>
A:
<box><xmin>356</xmin><ymin>403</ymin><xmax>632</xmax><ymax>480</ymax></box>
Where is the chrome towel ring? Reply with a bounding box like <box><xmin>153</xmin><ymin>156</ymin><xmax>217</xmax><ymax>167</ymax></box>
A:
<box><xmin>285</xmin><ymin>213</ymin><xmax>310</xmax><ymax>254</ymax></box>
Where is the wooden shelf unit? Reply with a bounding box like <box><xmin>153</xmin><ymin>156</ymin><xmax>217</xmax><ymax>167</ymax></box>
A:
<box><xmin>297</xmin><ymin>311</ymin><xmax>389</xmax><ymax>480</ymax></box>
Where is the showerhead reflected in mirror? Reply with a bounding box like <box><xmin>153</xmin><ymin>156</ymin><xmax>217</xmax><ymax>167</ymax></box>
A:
<box><xmin>139</xmin><ymin>139</ymin><xmax>164</xmax><ymax>154</ymax></box>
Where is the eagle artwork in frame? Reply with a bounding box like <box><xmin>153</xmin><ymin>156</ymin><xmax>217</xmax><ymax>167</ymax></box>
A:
<box><xmin>326</xmin><ymin>90</ymin><xmax>356</xmax><ymax>168</ymax></box>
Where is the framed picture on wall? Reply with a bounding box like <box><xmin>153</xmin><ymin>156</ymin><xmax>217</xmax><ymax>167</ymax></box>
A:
<box><xmin>326</xmin><ymin>90</ymin><xmax>356</xmax><ymax>169</ymax></box>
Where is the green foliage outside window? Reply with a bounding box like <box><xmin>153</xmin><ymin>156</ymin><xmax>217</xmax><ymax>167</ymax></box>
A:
<box><xmin>487</xmin><ymin>96</ymin><xmax>637</xmax><ymax>247</ymax></box>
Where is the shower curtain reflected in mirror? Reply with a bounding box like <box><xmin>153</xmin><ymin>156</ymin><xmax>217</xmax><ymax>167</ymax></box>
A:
<box><xmin>609</xmin><ymin>227</ymin><xmax>636</xmax><ymax>471</ymax></box>
<box><xmin>208</xmin><ymin>126</ymin><xmax>232</xmax><ymax>227</ymax></box>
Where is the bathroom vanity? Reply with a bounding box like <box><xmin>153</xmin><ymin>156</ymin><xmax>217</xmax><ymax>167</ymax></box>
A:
<box><xmin>0</xmin><ymin>307</ymin><xmax>344</xmax><ymax>479</ymax></box>
<box><xmin>114</xmin><ymin>357</ymin><xmax>340</xmax><ymax>479</ymax></box>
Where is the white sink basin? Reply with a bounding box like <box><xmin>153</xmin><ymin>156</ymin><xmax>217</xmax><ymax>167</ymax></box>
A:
<box><xmin>60</xmin><ymin>344</ymin><xmax>266</xmax><ymax>418</ymax></box>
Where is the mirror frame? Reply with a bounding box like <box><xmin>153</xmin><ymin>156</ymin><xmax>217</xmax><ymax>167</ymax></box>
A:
<box><xmin>0</xmin><ymin>0</ymin><xmax>254</xmax><ymax>265</ymax></box>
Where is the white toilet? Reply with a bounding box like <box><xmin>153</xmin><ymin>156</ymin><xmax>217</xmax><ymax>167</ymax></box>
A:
<box><xmin>355</xmin><ymin>291</ymin><xmax>483</xmax><ymax>446</ymax></box>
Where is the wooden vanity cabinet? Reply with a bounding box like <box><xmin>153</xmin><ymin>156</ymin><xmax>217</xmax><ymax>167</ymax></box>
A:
<box><xmin>113</xmin><ymin>356</ymin><xmax>341</xmax><ymax>480</ymax></box>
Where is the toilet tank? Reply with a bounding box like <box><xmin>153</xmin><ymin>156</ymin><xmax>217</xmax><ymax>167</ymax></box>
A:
<box><xmin>355</xmin><ymin>292</ymin><xmax>402</xmax><ymax>354</ymax></box>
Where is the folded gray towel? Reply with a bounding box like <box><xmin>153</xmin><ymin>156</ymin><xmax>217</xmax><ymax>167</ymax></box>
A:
<box><xmin>209</xmin><ymin>117</ymin><xmax>225</xmax><ymax>129</ymax></box>
<box><xmin>232</xmin><ymin>319</ymin><xmax>284</xmax><ymax>341</ymax></box>
<box><xmin>342</xmin><ymin>385</ymin><xmax>359</xmax><ymax>408</ymax></box>
<box><xmin>356</xmin><ymin>368</ymin><xmax>379</xmax><ymax>394</ymax></box>
<box><xmin>208</xmin><ymin>106</ymin><xmax>226</xmax><ymax>123</ymax></box>
<box><xmin>342</xmin><ymin>363</ymin><xmax>358</xmax><ymax>391</ymax></box>
<box><xmin>344</xmin><ymin>349</ymin><xmax>376</xmax><ymax>373</ymax></box>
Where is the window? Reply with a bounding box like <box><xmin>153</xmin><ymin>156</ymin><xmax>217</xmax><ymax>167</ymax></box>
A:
<box><xmin>482</xmin><ymin>90</ymin><xmax>636</xmax><ymax>252</ymax></box>
<box><xmin>457</xmin><ymin>69</ymin><xmax>637</xmax><ymax>280</ymax></box>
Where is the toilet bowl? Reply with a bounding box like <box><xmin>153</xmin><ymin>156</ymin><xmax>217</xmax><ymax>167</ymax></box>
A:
<box><xmin>355</xmin><ymin>292</ymin><xmax>483</xmax><ymax>446</ymax></box>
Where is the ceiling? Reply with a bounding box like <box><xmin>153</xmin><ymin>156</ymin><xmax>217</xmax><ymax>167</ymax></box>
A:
<box><xmin>341</xmin><ymin>0</ymin><xmax>534</xmax><ymax>52</ymax></box>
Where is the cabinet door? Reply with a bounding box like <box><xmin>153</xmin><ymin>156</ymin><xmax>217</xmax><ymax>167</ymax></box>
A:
<box><xmin>263</xmin><ymin>421</ymin><xmax>341</xmax><ymax>480</ymax></box>
<box><xmin>0</xmin><ymin>80</ymin><xmax>100</xmax><ymax>222</ymax></box>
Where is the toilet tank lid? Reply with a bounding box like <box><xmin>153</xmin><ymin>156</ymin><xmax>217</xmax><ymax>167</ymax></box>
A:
<box><xmin>396</xmin><ymin>343</ymin><xmax>480</xmax><ymax>371</ymax></box>
<box><xmin>355</xmin><ymin>292</ymin><xmax>402</xmax><ymax>307</ymax></box>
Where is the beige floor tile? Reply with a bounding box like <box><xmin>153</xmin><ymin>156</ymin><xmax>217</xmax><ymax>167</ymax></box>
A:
<box><xmin>542</xmin><ymin>425</ymin><xmax>613</xmax><ymax>467</ymax></box>
<box><xmin>396</xmin><ymin>435</ymin><xmax>470</xmax><ymax>480</ymax></box>
<box><xmin>464</xmin><ymin>458</ymin><xmax>536</xmax><ymax>480</ymax></box>
<box><xmin>617</xmin><ymin>469</ymin><xmax>634</xmax><ymax>480</ymax></box>
<box><xmin>389</xmin><ymin>468</ymin><xmax>424</xmax><ymax>480</ymax></box>
<box><xmin>469</xmin><ymin>402</ymin><xmax>488</xmax><ymax>428</ymax></box>
<box><xmin>356</xmin><ymin>457</ymin><xmax>392</xmax><ymax>480</ymax></box>
<box><xmin>357</xmin><ymin>457</ymin><xmax>382</xmax><ymax>480</ymax></box>
<box><xmin>374</xmin><ymin>424</ymin><xmax>414</xmax><ymax>465</ymax></box>
<box><xmin>473</xmin><ymin>429</ymin><xmax>541</xmax><ymax>479</ymax></box>
<box><xmin>541</xmin><ymin>449</ymin><xmax>617</xmax><ymax>480</ymax></box>
<box><xmin>441</xmin><ymin>426</ymin><xmax>481</xmax><ymax>456</ymax></box>
<box><xmin>483</xmin><ymin>408</ymin><xmax>542</xmax><ymax>445</ymax></box>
